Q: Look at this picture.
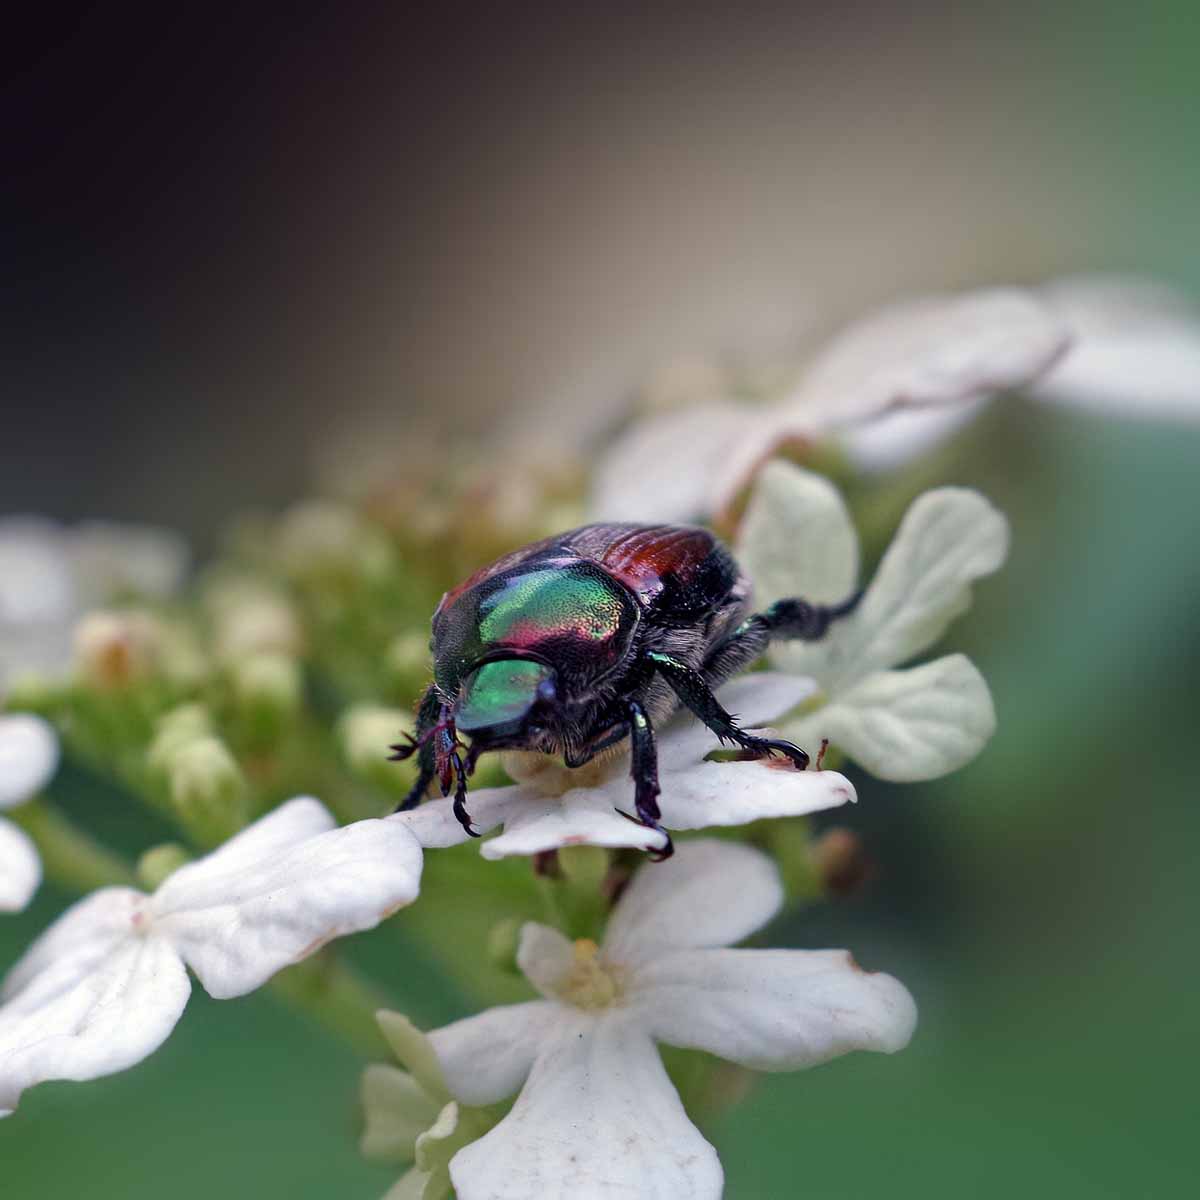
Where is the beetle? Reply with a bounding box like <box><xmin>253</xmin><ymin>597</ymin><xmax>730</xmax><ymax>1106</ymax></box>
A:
<box><xmin>390</xmin><ymin>523</ymin><xmax>859</xmax><ymax>859</ymax></box>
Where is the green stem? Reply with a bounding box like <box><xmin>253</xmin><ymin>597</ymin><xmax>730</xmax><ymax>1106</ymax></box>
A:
<box><xmin>12</xmin><ymin>800</ymin><xmax>137</xmax><ymax>890</ymax></box>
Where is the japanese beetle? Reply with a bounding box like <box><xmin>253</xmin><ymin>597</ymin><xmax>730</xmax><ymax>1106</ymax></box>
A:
<box><xmin>391</xmin><ymin>523</ymin><xmax>859</xmax><ymax>858</ymax></box>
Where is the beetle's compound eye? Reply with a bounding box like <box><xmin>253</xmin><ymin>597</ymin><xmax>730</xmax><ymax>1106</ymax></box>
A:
<box><xmin>456</xmin><ymin>659</ymin><xmax>556</xmax><ymax>737</ymax></box>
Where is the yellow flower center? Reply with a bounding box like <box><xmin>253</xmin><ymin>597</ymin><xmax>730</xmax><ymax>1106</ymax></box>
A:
<box><xmin>558</xmin><ymin>938</ymin><xmax>624</xmax><ymax>1010</ymax></box>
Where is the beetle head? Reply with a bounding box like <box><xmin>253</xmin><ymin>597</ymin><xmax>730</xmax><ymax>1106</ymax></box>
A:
<box><xmin>454</xmin><ymin>657</ymin><xmax>558</xmax><ymax>746</ymax></box>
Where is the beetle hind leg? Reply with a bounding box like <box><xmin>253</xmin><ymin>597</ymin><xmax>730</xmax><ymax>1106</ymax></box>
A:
<box><xmin>702</xmin><ymin>590</ymin><xmax>862</xmax><ymax>686</ymax></box>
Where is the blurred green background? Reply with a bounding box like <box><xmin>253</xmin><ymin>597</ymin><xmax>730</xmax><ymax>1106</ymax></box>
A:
<box><xmin>4</xmin><ymin>3</ymin><xmax>1200</xmax><ymax>1198</ymax></box>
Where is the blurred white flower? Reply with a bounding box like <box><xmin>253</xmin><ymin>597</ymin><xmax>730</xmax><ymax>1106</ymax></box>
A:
<box><xmin>394</xmin><ymin>674</ymin><xmax>856</xmax><ymax>860</ymax></box>
<box><xmin>739</xmin><ymin>463</ymin><xmax>1008</xmax><ymax>781</ymax></box>
<box><xmin>0</xmin><ymin>715</ymin><xmax>59</xmax><ymax>912</ymax></box>
<box><xmin>0</xmin><ymin>797</ymin><xmax>423</xmax><ymax>1115</ymax></box>
<box><xmin>426</xmin><ymin>839</ymin><xmax>916</xmax><ymax>1200</ymax></box>
<box><xmin>1034</xmin><ymin>275</ymin><xmax>1200</xmax><ymax>419</ymax></box>
<box><xmin>0</xmin><ymin>516</ymin><xmax>188</xmax><ymax>693</ymax></box>
<box><xmin>591</xmin><ymin>286</ymin><xmax>1070</xmax><ymax>522</ymax></box>
<box><xmin>841</xmin><ymin>275</ymin><xmax>1200</xmax><ymax>471</ymax></box>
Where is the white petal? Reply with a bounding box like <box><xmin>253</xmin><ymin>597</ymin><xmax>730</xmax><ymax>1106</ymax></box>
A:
<box><xmin>515</xmin><ymin>923</ymin><xmax>575</xmax><ymax>998</ymax></box>
<box><xmin>784</xmin><ymin>655</ymin><xmax>995</xmax><ymax>782</ymax></box>
<box><xmin>0</xmin><ymin>889</ymin><xmax>188</xmax><ymax>1116</ymax></box>
<box><xmin>479</xmin><ymin>789</ymin><xmax>669</xmax><ymax>860</ymax></box>
<box><xmin>427</xmin><ymin>1001</ymin><xmax>553</xmax><ymax>1107</ymax></box>
<box><xmin>0</xmin><ymin>714</ymin><xmax>60</xmax><ymax>809</ymax></box>
<box><xmin>589</xmin><ymin>402</ymin><xmax>757</xmax><ymax>524</ymax></box>
<box><xmin>634</xmin><ymin>947</ymin><xmax>916</xmax><ymax>1070</ymax></box>
<box><xmin>802</xmin><ymin>487</ymin><xmax>1008</xmax><ymax>689</ymax></box>
<box><xmin>390</xmin><ymin>785</ymin><xmax>522</xmax><ymax>849</ymax></box>
<box><xmin>737</xmin><ymin>461</ymin><xmax>860</xmax><ymax>609</ymax></box>
<box><xmin>448</xmin><ymin>1013</ymin><xmax>722</xmax><ymax>1200</ymax></box>
<box><xmin>839</xmin><ymin>395</ymin><xmax>992</xmax><ymax>473</ymax></box>
<box><xmin>159</xmin><ymin>795</ymin><xmax>336</xmax><ymax>883</ymax></box>
<box><xmin>1035</xmin><ymin>275</ymin><xmax>1200</xmax><ymax>420</ymax></box>
<box><xmin>792</xmin><ymin>287</ymin><xmax>1069</xmax><ymax>426</ymax></box>
<box><xmin>152</xmin><ymin>807</ymin><xmax>423</xmax><ymax>998</ymax></box>
<box><xmin>710</xmin><ymin>671</ymin><xmax>820</xmax><ymax>729</ymax></box>
<box><xmin>604</xmin><ymin>840</ymin><xmax>782</xmax><ymax>966</ymax></box>
<box><xmin>656</xmin><ymin>758</ymin><xmax>855</xmax><ymax>833</ymax></box>
<box><xmin>2</xmin><ymin>887</ymin><xmax>144</xmax><ymax>1004</ymax></box>
<box><xmin>0</xmin><ymin>817</ymin><xmax>41</xmax><ymax>912</ymax></box>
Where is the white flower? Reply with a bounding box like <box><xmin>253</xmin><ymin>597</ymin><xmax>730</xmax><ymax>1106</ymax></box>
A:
<box><xmin>0</xmin><ymin>714</ymin><xmax>59</xmax><ymax>912</ymax></box>
<box><xmin>0</xmin><ymin>516</ymin><xmax>188</xmax><ymax>693</ymax></box>
<box><xmin>425</xmin><ymin>839</ymin><xmax>916</xmax><ymax>1200</ymax></box>
<box><xmin>361</xmin><ymin>1011</ymin><xmax>498</xmax><ymax>1200</ymax></box>
<box><xmin>842</xmin><ymin>275</ymin><xmax>1200</xmax><ymax>471</ymax></box>
<box><xmin>1034</xmin><ymin>275</ymin><xmax>1200</xmax><ymax>420</ymax></box>
<box><xmin>394</xmin><ymin>673</ymin><xmax>857</xmax><ymax>860</ymax></box>
<box><xmin>738</xmin><ymin>462</ymin><xmax>1008</xmax><ymax>781</ymax></box>
<box><xmin>590</xmin><ymin>286</ymin><xmax>1070</xmax><ymax>522</ymax></box>
<box><xmin>0</xmin><ymin>797</ymin><xmax>423</xmax><ymax>1116</ymax></box>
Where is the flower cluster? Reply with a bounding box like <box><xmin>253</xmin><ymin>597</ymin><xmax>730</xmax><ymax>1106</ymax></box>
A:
<box><xmin>3</xmin><ymin>275</ymin><xmax>1195</xmax><ymax>1197</ymax></box>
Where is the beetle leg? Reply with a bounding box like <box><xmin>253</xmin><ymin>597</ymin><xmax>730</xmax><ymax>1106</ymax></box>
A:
<box><xmin>613</xmin><ymin>697</ymin><xmax>673</xmax><ymax>862</ymax></box>
<box><xmin>648</xmin><ymin>650</ymin><xmax>810</xmax><ymax>769</ymax></box>
<box><xmin>392</xmin><ymin>684</ymin><xmax>443</xmax><ymax>812</ymax></box>
<box><xmin>702</xmin><ymin>591</ymin><xmax>862</xmax><ymax>685</ymax></box>
<box><xmin>450</xmin><ymin>748</ymin><xmax>480</xmax><ymax>837</ymax></box>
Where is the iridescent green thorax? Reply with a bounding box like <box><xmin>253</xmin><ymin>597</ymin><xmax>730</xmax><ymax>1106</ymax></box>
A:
<box><xmin>432</xmin><ymin>559</ymin><xmax>639</xmax><ymax>695</ymax></box>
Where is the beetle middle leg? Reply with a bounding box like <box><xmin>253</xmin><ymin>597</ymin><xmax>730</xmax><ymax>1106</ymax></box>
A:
<box><xmin>702</xmin><ymin>591</ymin><xmax>862</xmax><ymax>685</ymax></box>
<box><xmin>613</xmin><ymin>697</ymin><xmax>673</xmax><ymax>861</ymax></box>
<box><xmin>647</xmin><ymin>650</ymin><xmax>810</xmax><ymax>769</ymax></box>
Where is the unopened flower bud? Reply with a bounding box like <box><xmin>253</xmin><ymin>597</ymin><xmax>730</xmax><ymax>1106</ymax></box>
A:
<box><xmin>278</xmin><ymin>500</ymin><xmax>392</xmax><ymax>582</ymax></box>
<box><xmin>339</xmin><ymin>704</ymin><xmax>413</xmax><ymax>793</ymax></box>
<box><xmin>486</xmin><ymin>917</ymin><xmax>523</xmax><ymax>975</ymax></box>
<box><xmin>73</xmin><ymin>610</ymin><xmax>162</xmax><ymax>689</ymax></box>
<box><xmin>231</xmin><ymin>653</ymin><xmax>301</xmax><ymax>738</ymax></box>
<box><xmin>146</xmin><ymin>704</ymin><xmax>213</xmax><ymax>775</ymax></box>
<box><xmin>166</xmin><ymin>735</ymin><xmax>247</xmax><ymax>843</ymax></box>
<box><xmin>384</xmin><ymin>632</ymin><xmax>431</xmax><ymax>686</ymax></box>
<box><xmin>136</xmin><ymin>842</ymin><xmax>193</xmax><ymax>890</ymax></box>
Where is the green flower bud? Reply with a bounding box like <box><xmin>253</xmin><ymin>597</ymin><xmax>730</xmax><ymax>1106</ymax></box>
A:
<box><xmin>166</xmin><ymin>735</ymin><xmax>247</xmax><ymax>844</ymax></box>
<box><xmin>277</xmin><ymin>500</ymin><xmax>394</xmax><ymax>583</ymax></box>
<box><xmin>376</xmin><ymin>1011</ymin><xmax>450</xmax><ymax>1104</ymax></box>
<box><xmin>485</xmin><ymin>916</ymin><xmax>523</xmax><ymax>975</ymax></box>
<box><xmin>146</xmin><ymin>704</ymin><xmax>214</xmax><ymax>776</ymax></box>
<box><xmin>136</xmin><ymin>842</ymin><xmax>193</xmax><ymax>890</ymax></box>
<box><xmin>207</xmin><ymin>578</ymin><xmax>302</xmax><ymax>664</ymax></box>
<box><xmin>231</xmin><ymin>652</ymin><xmax>302</xmax><ymax>740</ymax></box>
<box><xmin>338</xmin><ymin>704</ymin><xmax>413</xmax><ymax>793</ymax></box>
<box><xmin>360</xmin><ymin>1064</ymin><xmax>441</xmax><ymax>1164</ymax></box>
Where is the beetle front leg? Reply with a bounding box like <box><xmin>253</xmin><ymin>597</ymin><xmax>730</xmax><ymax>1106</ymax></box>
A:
<box><xmin>391</xmin><ymin>684</ymin><xmax>442</xmax><ymax>812</ymax></box>
<box><xmin>648</xmin><ymin>650</ymin><xmax>810</xmax><ymax>769</ymax></box>
<box><xmin>615</xmin><ymin>697</ymin><xmax>673</xmax><ymax>862</ymax></box>
<box><xmin>449</xmin><ymin>748</ymin><xmax>480</xmax><ymax>837</ymax></box>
